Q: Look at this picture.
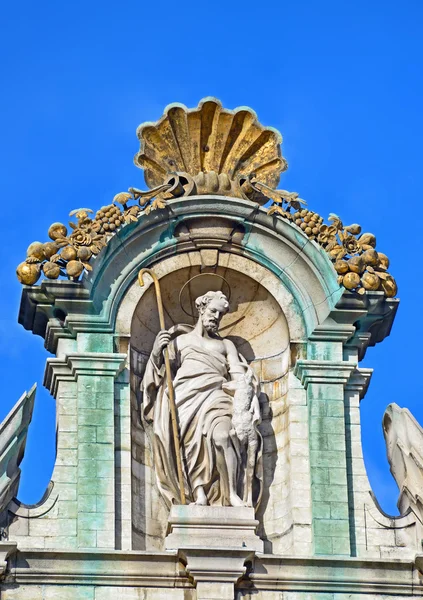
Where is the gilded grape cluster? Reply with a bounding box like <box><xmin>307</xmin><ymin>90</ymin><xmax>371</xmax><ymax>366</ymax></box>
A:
<box><xmin>292</xmin><ymin>209</ymin><xmax>324</xmax><ymax>239</ymax></box>
<box><xmin>94</xmin><ymin>204</ymin><xmax>125</xmax><ymax>233</ymax></box>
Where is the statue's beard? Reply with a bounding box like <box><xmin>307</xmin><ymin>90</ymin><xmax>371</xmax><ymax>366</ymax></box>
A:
<box><xmin>203</xmin><ymin>317</ymin><xmax>219</xmax><ymax>333</ymax></box>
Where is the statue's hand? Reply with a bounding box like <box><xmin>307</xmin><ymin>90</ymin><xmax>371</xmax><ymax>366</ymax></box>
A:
<box><xmin>151</xmin><ymin>330</ymin><xmax>171</xmax><ymax>367</ymax></box>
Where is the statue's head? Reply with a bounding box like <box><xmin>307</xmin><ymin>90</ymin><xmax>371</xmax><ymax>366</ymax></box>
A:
<box><xmin>195</xmin><ymin>291</ymin><xmax>230</xmax><ymax>333</ymax></box>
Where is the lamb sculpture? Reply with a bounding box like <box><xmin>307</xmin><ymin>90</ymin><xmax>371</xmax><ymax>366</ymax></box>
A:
<box><xmin>223</xmin><ymin>370</ymin><xmax>261</xmax><ymax>507</ymax></box>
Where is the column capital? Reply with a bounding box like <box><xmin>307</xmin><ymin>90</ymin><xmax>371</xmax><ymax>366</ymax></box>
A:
<box><xmin>294</xmin><ymin>360</ymin><xmax>357</xmax><ymax>389</ymax></box>
<box><xmin>44</xmin><ymin>352</ymin><xmax>127</xmax><ymax>398</ymax></box>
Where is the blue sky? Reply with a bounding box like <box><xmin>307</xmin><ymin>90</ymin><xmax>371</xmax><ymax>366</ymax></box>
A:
<box><xmin>0</xmin><ymin>1</ymin><xmax>422</xmax><ymax>513</ymax></box>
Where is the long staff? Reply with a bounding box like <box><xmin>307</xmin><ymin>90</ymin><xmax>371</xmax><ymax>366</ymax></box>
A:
<box><xmin>138</xmin><ymin>268</ymin><xmax>186</xmax><ymax>505</ymax></box>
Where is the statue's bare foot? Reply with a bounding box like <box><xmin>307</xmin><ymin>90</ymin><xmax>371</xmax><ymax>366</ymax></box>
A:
<box><xmin>229</xmin><ymin>493</ymin><xmax>246</xmax><ymax>507</ymax></box>
<box><xmin>191</xmin><ymin>486</ymin><xmax>208</xmax><ymax>506</ymax></box>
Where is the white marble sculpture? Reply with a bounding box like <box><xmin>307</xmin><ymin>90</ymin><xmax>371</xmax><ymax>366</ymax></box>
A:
<box><xmin>383</xmin><ymin>403</ymin><xmax>423</xmax><ymax>520</ymax></box>
<box><xmin>142</xmin><ymin>290</ymin><xmax>263</xmax><ymax>508</ymax></box>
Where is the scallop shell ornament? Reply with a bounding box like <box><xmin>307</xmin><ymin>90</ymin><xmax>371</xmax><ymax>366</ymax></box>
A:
<box><xmin>134</xmin><ymin>97</ymin><xmax>287</xmax><ymax>202</ymax></box>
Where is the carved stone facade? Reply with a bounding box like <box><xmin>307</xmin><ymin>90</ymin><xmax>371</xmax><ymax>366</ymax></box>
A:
<box><xmin>1</xmin><ymin>100</ymin><xmax>422</xmax><ymax>599</ymax></box>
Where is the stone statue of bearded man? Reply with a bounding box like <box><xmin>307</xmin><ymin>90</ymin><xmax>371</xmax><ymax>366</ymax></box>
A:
<box><xmin>142</xmin><ymin>290</ymin><xmax>263</xmax><ymax>508</ymax></box>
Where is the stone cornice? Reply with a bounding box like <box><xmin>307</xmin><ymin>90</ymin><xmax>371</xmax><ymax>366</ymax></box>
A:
<box><xmin>308</xmin><ymin>323</ymin><xmax>356</xmax><ymax>343</ymax></box>
<box><xmin>346</xmin><ymin>331</ymin><xmax>372</xmax><ymax>361</ymax></box>
<box><xmin>5</xmin><ymin>549</ymin><xmax>188</xmax><ymax>588</ymax></box>
<box><xmin>247</xmin><ymin>554</ymin><xmax>422</xmax><ymax>595</ymax></box>
<box><xmin>294</xmin><ymin>360</ymin><xmax>357</xmax><ymax>388</ymax></box>
<box><xmin>2</xmin><ymin>549</ymin><xmax>421</xmax><ymax>595</ymax></box>
<box><xmin>44</xmin><ymin>353</ymin><xmax>127</xmax><ymax>398</ymax></box>
<box><xmin>345</xmin><ymin>367</ymin><xmax>373</xmax><ymax>400</ymax></box>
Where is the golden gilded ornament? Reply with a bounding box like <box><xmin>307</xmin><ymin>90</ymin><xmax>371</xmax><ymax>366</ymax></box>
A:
<box><xmin>17</xmin><ymin>262</ymin><xmax>41</xmax><ymax>285</ymax></box>
<box><xmin>43</xmin><ymin>242</ymin><xmax>59</xmax><ymax>259</ymax></box>
<box><xmin>61</xmin><ymin>246</ymin><xmax>78</xmax><ymax>261</ymax></box>
<box><xmin>362</xmin><ymin>248</ymin><xmax>379</xmax><ymax>266</ymax></box>
<box><xmin>16</xmin><ymin>98</ymin><xmax>397</xmax><ymax>298</ymax></box>
<box><xmin>66</xmin><ymin>260</ymin><xmax>84</xmax><ymax>278</ymax></box>
<box><xmin>381</xmin><ymin>277</ymin><xmax>397</xmax><ymax>298</ymax></box>
<box><xmin>48</xmin><ymin>223</ymin><xmax>68</xmax><ymax>241</ymax></box>
<box><xmin>343</xmin><ymin>272</ymin><xmax>361</xmax><ymax>290</ymax></box>
<box><xmin>134</xmin><ymin>97</ymin><xmax>287</xmax><ymax>200</ymax></box>
<box><xmin>358</xmin><ymin>233</ymin><xmax>376</xmax><ymax>249</ymax></box>
<box><xmin>361</xmin><ymin>271</ymin><xmax>380</xmax><ymax>290</ymax></box>
<box><xmin>378</xmin><ymin>252</ymin><xmax>389</xmax><ymax>269</ymax></box>
<box><xmin>348</xmin><ymin>256</ymin><xmax>365</xmax><ymax>274</ymax></box>
<box><xmin>334</xmin><ymin>260</ymin><xmax>349</xmax><ymax>274</ymax></box>
<box><xmin>26</xmin><ymin>242</ymin><xmax>45</xmax><ymax>261</ymax></box>
<box><xmin>77</xmin><ymin>247</ymin><xmax>92</xmax><ymax>261</ymax></box>
<box><xmin>43</xmin><ymin>262</ymin><xmax>61</xmax><ymax>279</ymax></box>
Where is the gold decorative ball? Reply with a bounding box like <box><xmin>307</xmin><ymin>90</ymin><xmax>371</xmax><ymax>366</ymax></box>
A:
<box><xmin>16</xmin><ymin>262</ymin><xmax>41</xmax><ymax>285</ymax></box>
<box><xmin>77</xmin><ymin>247</ymin><xmax>92</xmax><ymax>261</ymax></box>
<box><xmin>362</xmin><ymin>248</ymin><xmax>379</xmax><ymax>266</ymax></box>
<box><xmin>348</xmin><ymin>256</ymin><xmax>365</xmax><ymax>274</ymax></box>
<box><xmin>361</xmin><ymin>271</ymin><xmax>380</xmax><ymax>290</ymax></box>
<box><xmin>26</xmin><ymin>241</ymin><xmax>45</xmax><ymax>260</ymax></box>
<box><xmin>43</xmin><ymin>242</ymin><xmax>59</xmax><ymax>259</ymax></box>
<box><xmin>377</xmin><ymin>252</ymin><xmax>390</xmax><ymax>269</ymax></box>
<box><xmin>382</xmin><ymin>276</ymin><xmax>397</xmax><ymax>298</ymax></box>
<box><xmin>343</xmin><ymin>272</ymin><xmax>360</xmax><ymax>290</ymax></box>
<box><xmin>66</xmin><ymin>260</ymin><xmax>84</xmax><ymax>278</ymax></box>
<box><xmin>48</xmin><ymin>222</ymin><xmax>68</xmax><ymax>241</ymax></box>
<box><xmin>347</xmin><ymin>224</ymin><xmax>361</xmax><ymax>235</ymax></box>
<box><xmin>358</xmin><ymin>232</ymin><xmax>376</xmax><ymax>248</ymax></box>
<box><xmin>334</xmin><ymin>260</ymin><xmax>349</xmax><ymax>274</ymax></box>
<box><xmin>43</xmin><ymin>261</ymin><xmax>61</xmax><ymax>279</ymax></box>
<box><xmin>61</xmin><ymin>246</ymin><xmax>78</xmax><ymax>261</ymax></box>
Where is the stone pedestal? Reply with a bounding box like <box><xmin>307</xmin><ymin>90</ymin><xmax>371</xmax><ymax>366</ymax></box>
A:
<box><xmin>166</xmin><ymin>506</ymin><xmax>262</xmax><ymax>600</ymax></box>
<box><xmin>166</xmin><ymin>505</ymin><xmax>263</xmax><ymax>552</ymax></box>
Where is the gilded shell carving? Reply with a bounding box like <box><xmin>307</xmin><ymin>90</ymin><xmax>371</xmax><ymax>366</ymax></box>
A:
<box><xmin>134</xmin><ymin>97</ymin><xmax>287</xmax><ymax>196</ymax></box>
<box><xmin>16</xmin><ymin>98</ymin><xmax>397</xmax><ymax>299</ymax></box>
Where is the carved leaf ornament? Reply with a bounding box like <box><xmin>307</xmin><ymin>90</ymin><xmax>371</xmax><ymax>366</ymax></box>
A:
<box><xmin>16</xmin><ymin>98</ymin><xmax>397</xmax><ymax>298</ymax></box>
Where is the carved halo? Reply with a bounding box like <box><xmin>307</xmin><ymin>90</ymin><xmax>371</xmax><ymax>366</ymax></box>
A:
<box><xmin>179</xmin><ymin>273</ymin><xmax>231</xmax><ymax>317</ymax></box>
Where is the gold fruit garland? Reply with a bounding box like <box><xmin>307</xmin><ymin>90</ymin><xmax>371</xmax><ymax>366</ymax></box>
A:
<box><xmin>16</xmin><ymin>185</ymin><xmax>397</xmax><ymax>298</ymax></box>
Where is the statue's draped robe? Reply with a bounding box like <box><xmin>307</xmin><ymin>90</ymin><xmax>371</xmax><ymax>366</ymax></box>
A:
<box><xmin>142</xmin><ymin>333</ymin><xmax>263</xmax><ymax>507</ymax></box>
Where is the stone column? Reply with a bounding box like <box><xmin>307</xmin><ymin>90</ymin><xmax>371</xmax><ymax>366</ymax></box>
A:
<box><xmin>45</xmin><ymin>351</ymin><xmax>126</xmax><ymax>550</ymax></box>
<box><xmin>295</xmin><ymin>357</ymin><xmax>355</xmax><ymax>556</ymax></box>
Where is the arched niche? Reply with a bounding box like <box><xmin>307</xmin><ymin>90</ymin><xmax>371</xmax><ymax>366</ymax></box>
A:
<box><xmin>116</xmin><ymin>252</ymin><xmax>294</xmax><ymax>550</ymax></box>
<box><xmin>82</xmin><ymin>195</ymin><xmax>342</xmax><ymax>341</ymax></box>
